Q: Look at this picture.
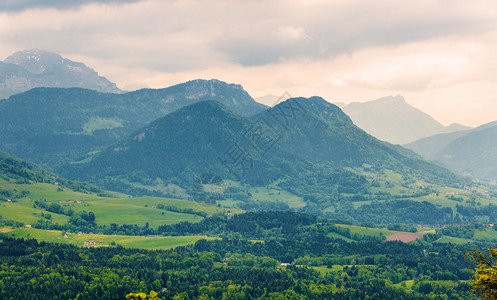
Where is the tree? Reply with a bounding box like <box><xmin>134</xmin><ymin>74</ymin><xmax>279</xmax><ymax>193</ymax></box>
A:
<box><xmin>126</xmin><ymin>290</ymin><xmax>160</xmax><ymax>300</ymax></box>
<box><xmin>467</xmin><ymin>247</ymin><xmax>497</xmax><ymax>299</ymax></box>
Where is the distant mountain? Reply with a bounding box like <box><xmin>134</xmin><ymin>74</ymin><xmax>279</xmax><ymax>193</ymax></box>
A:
<box><xmin>404</xmin><ymin>130</ymin><xmax>472</xmax><ymax>159</ymax></box>
<box><xmin>406</xmin><ymin>121</ymin><xmax>497</xmax><ymax>180</ymax></box>
<box><xmin>0</xmin><ymin>79</ymin><xmax>267</xmax><ymax>168</ymax></box>
<box><xmin>60</xmin><ymin>97</ymin><xmax>460</xmax><ymax>198</ymax></box>
<box><xmin>342</xmin><ymin>95</ymin><xmax>471</xmax><ymax>145</ymax></box>
<box><xmin>0</xmin><ymin>49</ymin><xmax>122</xmax><ymax>98</ymax></box>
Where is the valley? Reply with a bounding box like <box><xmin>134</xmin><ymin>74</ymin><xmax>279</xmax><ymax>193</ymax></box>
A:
<box><xmin>0</xmin><ymin>55</ymin><xmax>496</xmax><ymax>298</ymax></box>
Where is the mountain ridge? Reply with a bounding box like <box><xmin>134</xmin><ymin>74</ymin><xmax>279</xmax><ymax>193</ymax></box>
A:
<box><xmin>0</xmin><ymin>79</ymin><xmax>268</xmax><ymax>168</ymax></box>
<box><xmin>342</xmin><ymin>95</ymin><xmax>472</xmax><ymax>144</ymax></box>
<box><xmin>59</xmin><ymin>96</ymin><xmax>462</xmax><ymax>202</ymax></box>
<box><xmin>0</xmin><ymin>49</ymin><xmax>122</xmax><ymax>98</ymax></box>
<box><xmin>406</xmin><ymin>121</ymin><xmax>497</xmax><ymax>180</ymax></box>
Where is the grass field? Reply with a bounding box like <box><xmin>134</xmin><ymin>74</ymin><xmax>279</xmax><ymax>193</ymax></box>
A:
<box><xmin>437</xmin><ymin>236</ymin><xmax>474</xmax><ymax>244</ymax></box>
<box><xmin>393</xmin><ymin>280</ymin><xmax>415</xmax><ymax>290</ymax></box>
<box><xmin>326</xmin><ymin>231</ymin><xmax>354</xmax><ymax>242</ymax></box>
<box><xmin>474</xmin><ymin>228</ymin><xmax>497</xmax><ymax>241</ymax></box>
<box><xmin>312</xmin><ymin>265</ymin><xmax>343</xmax><ymax>275</ymax></box>
<box><xmin>1</xmin><ymin>202</ymin><xmax>69</xmax><ymax>225</ymax></box>
<box><xmin>217</xmin><ymin>180</ymin><xmax>306</xmax><ymax>209</ymax></box>
<box><xmin>349</xmin><ymin>166</ymin><xmax>497</xmax><ymax>214</ymax></box>
<box><xmin>83</xmin><ymin>117</ymin><xmax>123</xmax><ymax>134</ymax></box>
<box><xmin>336</xmin><ymin>224</ymin><xmax>396</xmax><ymax>237</ymax></box>
<box><xmin>4</xmin><ymin>227</ymin><xmax>217</xmax><ymax>250</ymax></box>
<box><xmin>0</xmin><ymin>181</ymin><xmax>236</xmax><ymax>228</ymax></box>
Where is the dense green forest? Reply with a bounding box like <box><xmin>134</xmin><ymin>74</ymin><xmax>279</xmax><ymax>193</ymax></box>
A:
<box><xmin>0</xmin><ymin>80</ymin><xmax>266</xmax><ymax>168</ymax></box>
<box><xmin>0</xmin><ymin>231</ymin><xmax>477</xmax><ymax>299</ymax></box>
<box><xmin>1</xmin><ymin>210</ymin><xmax>492</xmax><ymax>299</ymax></box>
<box><xmin>55</xmin><ymin>97</ymin><xmax>488</xmax><ymax>224</ymax></box>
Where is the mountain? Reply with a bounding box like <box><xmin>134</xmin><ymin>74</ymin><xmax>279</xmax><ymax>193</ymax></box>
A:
<box><xmin>0</xmin><ymin>49</ymin><xmax>121</xmax><ymax>98</ymax></box>
<box><xmin>342</xmin><ymin>95</ymin><xmax>471</xmax><ymax>145</ymax></box>
<box><xmin>404</xmin><ymin>130</ymin><xmax>472</xmax><ymax>159</ymax></box>
<box><xmin>0</xmin><ymin>79</ymin><xmax>267</xmax><ymax>168</ymax></box>
<box><xmin>60</xmin><ymin>97</ymin><xmax>461</xmax><ymax>202</ymax></box>
<box><xmin>406</xmin><ymin>121</ymin><xmax>497</xmax><ymax>180</ymax></box>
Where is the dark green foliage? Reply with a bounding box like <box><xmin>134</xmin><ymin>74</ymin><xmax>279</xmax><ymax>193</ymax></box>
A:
<box><xmin>0</xmin><ymin>230</ymin><xmax>476</xmax><ymax>299</ymax></box>
<box><xmin>387</xmin><ymin>224</ymin><xmax>417</xmax><ymax>233</ymax></box>
<box><xmin>439</xmin><ymin>224</ymin><xmax>479</xmax><ymax>239</ymax></box>
<box><xmin>60</xmin><ymin>97</ymin><xmax>464</xmax><ymax>221</ymax></box>
<box><xmin>0</xmin><ymin>151</ymin><xmax>52</xmax><ymax>182</ymax></box>
<box><xmin>347</xmin><ymin>200</ymin><xmax>454</xmax><ymax>225</ymax></box>
<box><xmin>0</xmin><ymin>79</ymin><xmax>267</xmax><ymax>168</ymax></box>
<box><xmin>456</xmin><ymin>204</ymin><xmax>497</xmax><ymax>222</ymax></box>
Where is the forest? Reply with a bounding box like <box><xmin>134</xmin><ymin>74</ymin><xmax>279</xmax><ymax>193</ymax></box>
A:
<box><xmin>1</xmin><ymin>211</ymin><xmax>490</xmax><ymax>299</ymax></box>
<box><xmin>0</xmin><ymin>234</ymin><xmax>477</xmax><ymax>299</ymax></box>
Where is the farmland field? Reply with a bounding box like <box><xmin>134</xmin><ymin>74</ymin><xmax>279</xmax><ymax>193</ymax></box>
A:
<box><xmin>4</xmin><ymin>227</ymin><xmax>217</xmax><ymax>250</ymax></box>
<box><xmin>0</xmin><ymin>181</ymin><xmax>235</xmax><ymax>228</ymax></box>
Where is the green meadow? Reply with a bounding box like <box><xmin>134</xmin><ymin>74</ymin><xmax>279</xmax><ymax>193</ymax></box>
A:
<box><xmin>0</xmin><ymin>181</ymin><xmax>235</xmax><ymax>228</ymax></box>
<box><xmin>336</xmin><ymin>224</ymin><xmax>396</xmax><ymax>237</ymax></box>
<box><xmin>5</xmin><ymin>227</ymin><xmax>217</xmax><ymax>250</ymax></box>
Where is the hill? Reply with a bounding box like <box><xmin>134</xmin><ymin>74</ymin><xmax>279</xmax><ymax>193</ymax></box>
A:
<box><xmin>58</xmin><ymin>97</ymin><xmax>476</xmax><ymax>223</ymax></box>
<box><xmin>0</xmin><ymin>149</ymin><xmax>233</xmax><ymax>234</ymax></box>
<box><xmin>0</xmin><ymin>79</ymin><xmax>267</xmax><ymax>168</ymax></box>
<box><xmin>406</xmin><ymin>121</ymin><xmax>497</xmax><ymax>181</ymax></box>
<box><xmin>60</xmin><ymin>101</ymin><xmax>250</xmax><ymax>185</ymax></box>
<box><xmin>0</xmin><ymin>49</ymin><xmax>121</xmax><ymax>98</ymax></box>
<box><xmin>0</xmin><ymin>150</ymin><xmax>104</xmax><ymax>198</ymax></box>
<box><xmin>342</xmin><ymin>95</ymin><xmax>471</xmax><ymax>144</ymax></box>
<box><xmin>404</xmin><ymin>130</ymin><xmax>472</xmax><ymax>159</ymax></box>
<box><xmin>432</xmin><ymin>122</ymin><xmax>497</xmax><ymax>180</ymax></box>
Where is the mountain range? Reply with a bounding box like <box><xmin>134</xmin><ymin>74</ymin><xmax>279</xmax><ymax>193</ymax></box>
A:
<box><xmin>406</xmin><ymin>121</ymin><xmax>497</xmax><ymax>180</ymax></box>
<box><xmin>341</xmin><ymin>95</ymin><xmax>471</xmax><ymax>145</ymax></box>
<box><xmin>59</xmin><ymin>97</ymin><xmax>461</xmax><ymax>205</ymax></box>
<box><xmin>0</xmin><ymin>79</ymin><xmax>267</xmax><ymax>168</ymax></box>
<box><xmin>0</xmin><ymin>49</ymin><xmax>122</xmax><ymax>98</ymax></box>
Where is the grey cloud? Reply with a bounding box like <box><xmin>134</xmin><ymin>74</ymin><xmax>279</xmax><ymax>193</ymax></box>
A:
<box><xmin>2</xmin><ymin>0</ymin><xmax>496</xmax><ymax>73</ymax></box>
<box><xmin>0</xmin><ymin>0</ymin><xmax>143</xmax><ymax>12</ymax></box>
<box><xmin>211</xmin><ymin>1</ymin><xmax>497</xmax><ymax>66</ymax></box>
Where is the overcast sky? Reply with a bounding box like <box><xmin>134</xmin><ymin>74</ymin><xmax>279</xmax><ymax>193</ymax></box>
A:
<box><xmin>1</xmin><ymin>0</ymin><xmax>496</xmax><ymax>126</ymax></box>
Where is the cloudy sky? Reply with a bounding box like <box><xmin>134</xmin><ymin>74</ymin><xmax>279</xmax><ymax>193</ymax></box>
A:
<box><xmin>1</xmin><ymin>0</ymin><xmax>496</xmax><ymax>127</ymax></box>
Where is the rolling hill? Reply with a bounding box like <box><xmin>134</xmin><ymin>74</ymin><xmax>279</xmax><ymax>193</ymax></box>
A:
<box><xmin>0</xmin><ymin>149</ymin><xmax>233</xmax><ymax>236</ymax></box>
<box><xmin>0</xmin><ymin>79</ymin><xmax>267</xmax><ymax>168</ymax></box>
